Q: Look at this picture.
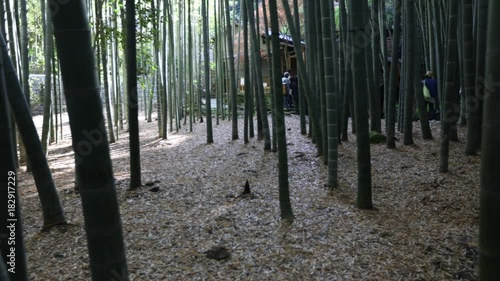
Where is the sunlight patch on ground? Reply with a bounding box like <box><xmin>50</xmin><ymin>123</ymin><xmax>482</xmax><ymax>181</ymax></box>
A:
<box><xmin>141</xmin><ymin>133</ymin><xmax>192</xmax><ymax>150</ymax></box>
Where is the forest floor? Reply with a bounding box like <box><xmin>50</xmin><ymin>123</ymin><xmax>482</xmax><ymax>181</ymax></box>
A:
<box><xmin>19</xmin><ymin>111</ymin><xmax>479</xmax><ymax>280</ymax></box>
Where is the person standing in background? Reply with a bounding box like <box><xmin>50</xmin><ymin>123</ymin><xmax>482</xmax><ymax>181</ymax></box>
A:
<box><xmin>423</xmin><ymin>70</ymin><xmax>439</xmax><ymax>120</ymax></box>
<box><xmin>282</xmin><ymin>72</ymin><xmax>292</xmax><ymax>109</ymax></box>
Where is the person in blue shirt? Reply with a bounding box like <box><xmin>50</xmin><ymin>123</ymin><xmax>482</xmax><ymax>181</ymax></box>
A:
<box><xmin>423</xmin><ymin>70</ymin><xmax>439</xmax><ymax>120</ymax></box>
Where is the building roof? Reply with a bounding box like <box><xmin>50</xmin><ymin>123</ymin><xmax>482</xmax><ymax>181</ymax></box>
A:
<box><xmin>262</xmin><ymin>30</ymin><xmax>306</xmax><ymax>46</ymax></box>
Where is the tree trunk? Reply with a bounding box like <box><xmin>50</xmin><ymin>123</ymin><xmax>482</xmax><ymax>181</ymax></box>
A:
<box><xmin>370</xmin><ymin>0</ymin><xmax>382</xmax><ymax>133</ymax></box>
<box><xmin>126</xmin><ymin>0</ymin><xmax>142</xmax><ymax>189</ymax></box>
<box><xmin>439</xmin><ymin>2</ymin><xmax>459</xmax><ymax>173</ymax></box>
<box><xmin>403</xmin><ymin>0</ymin><xmax>415</xmax><ymax>145</ymax></box>
<box><xmin>51</xmin><ymin>0</ymin><xmax>130</xmax><ymax>279</ymax></box>
<box><xmin>386</xmin><ymin>0</ymin><xmax>401</xmax><ymax>148</ymax></box>
<box><xmin>161</xmin><ymin>0</ymin><xmax>168</xmax><ymax>138</ymax></box>
<box><xmin>202</xmin><ymin>0</ymin><xmax>213</xmax><ymax>143</ymax></box>
<box><xmin>413</xmin><ymin>26</ymin><xmax>433</xmax><ymax>140</ymax></box>
<box><xmin>51</xmin><ymin>53</ymin><xmax>58</xmax><ymax>144</ymax></box>
<box><xmin>431</xmin><ymin>0</ymin><xmax>444</xmax><ymax>94</ymax></box>
<box><xmin>304</xmin><ymin>0</ymin><xmax>324</xmax><ymax>155</ymax></box>
<box><xmin>340</xmin><ymin>0</ymin><xmax>352</xmax><ymax>141</ymax></box>
<box><xmin>271</xmin><ymin>0</ymin><xmax>294</xmax><ymax>222</ymax></box>
<box><xmin>151</xmin><ymin>0</ymin><xmax>161</xmax><ymax>136</ymax></box>
<box><xmin>166</xmin><ymin>0</ymin><xmax>176</xmax><ymax>133</ymax></box>
<box><xmin>0</xmin><ymin>0</ymin><xmax>6</xmax><ymax>37</ymax></box>
<box><xmin>350</xmin><ymin>0</ymin><xmax>373</xmax><ymax>209</ymax></box>
<box><xmin>465</xmin><ymin>0</ymin><xmax>485</xmax><ymax>155</ymax></box>
<box><xmin>110</xmin><ymin>3</ymin><xmax>121</xmax><ymax>135</ymax></box>
<box><xmin>213</xmin><ymin>0</ymin><xmax>220</xmax><ymax>126</ymax></box>
<box><xmin>98</xmin><ymin>1</ymin><xmax>115</xmax><ymax>143</ymax></box>
<box><xmin>177</xmin><ymin>1</ymin><xmax>186</xmax><ymax>129</ymax></box>
<box><xmin>20</xmin><ymin>0</ymin><xmax>29</xmax><ymax>106</ymax></box>
<box><xmin>479</xmin><ymin>2</ymin><xmax>500</xmax><ymax>278</ymax></box>
<box><xmin>379</xmin><ymin>0</ymin><xmax>390</xmax><ymax>123</ymax></box>
<box><xmin>245</xmin><ymin>0</ymin><xmax>270</xmax><ymax>150</ymax></box>
<box><xmin>261</xmin><ymin>0</ymin><xmax>278</xmax><ymax>151</ymax></box>
<box><xmin>41</xmin><ymin>0</ymin><xmax>52</xmax><ymax>152</ymax></box>
<box><xmin>313</xmin><ymin>0</ymin><xmax>328</xmax><ymax>165</ymax></box>
<box><xmin>253</xmin><ymin>0</ymin><xmax>262</xmax><ymax>141</ymax></box>
<box><xmin>320</xmin><ymin>0</ymin><xmax>339</xmax><ymax>189</ymax></box>
<box><xmin>5</xmin><ymin>0</ymin><xmax>18</xmax><ymax>74</ymax></box>
<box><xmin>0</xmin><ymin>34</ymin><xmax>29</xmax><ymax>281</ymax></box>
<box><xmin>187</xmin><ymin>0</ymin><xmax>194</xmax><ymax>132</ymax></box>
<box><xmin>242</xmin><ymin>0</ymin><xmax>249</xmax><ymax>144</ymax></box>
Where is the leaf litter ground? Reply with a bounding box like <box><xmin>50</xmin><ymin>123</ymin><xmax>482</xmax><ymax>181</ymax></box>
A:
<box><xmin>19</xmin><ymin>113</ymin><xmax>479</xmax><ymax>280</ymax></box>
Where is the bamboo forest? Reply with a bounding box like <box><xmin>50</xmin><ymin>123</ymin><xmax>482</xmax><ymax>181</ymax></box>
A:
<box><xmin>0</xmin><ymin>0</ymin><xmax>499</xmax><ymax>280</ymax></box>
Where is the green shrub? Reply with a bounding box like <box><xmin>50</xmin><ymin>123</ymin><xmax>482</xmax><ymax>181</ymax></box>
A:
<box><xmin>369</xmin><ymin>131</ymin><xmax>387</xmax><ymax>144</ymax></box>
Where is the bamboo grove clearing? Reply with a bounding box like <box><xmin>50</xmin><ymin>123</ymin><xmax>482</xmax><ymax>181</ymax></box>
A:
<box><xmin>0</xmin><ymin>0</ymin><xmax>499</xmax><ymax>280</ymax></box>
